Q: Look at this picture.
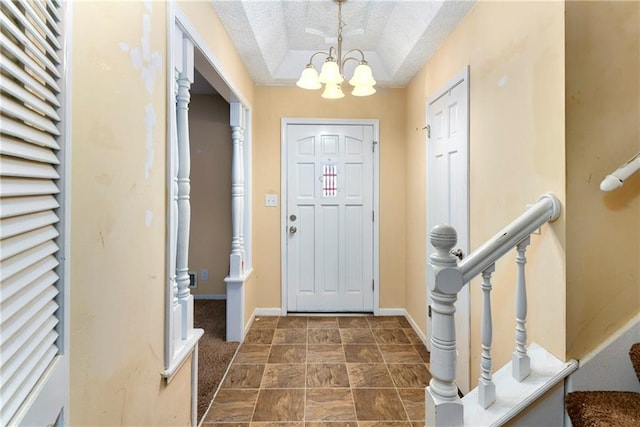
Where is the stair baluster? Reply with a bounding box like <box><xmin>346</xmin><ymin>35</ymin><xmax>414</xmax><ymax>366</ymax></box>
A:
<box><xmin>512</xmin><ymin>236</ymin><xmax>531</xmax><ymax>381</ymax></box>
<box><xmin>479</xmin><ymin>263</ymin><xmax>496</xmax><ymax>408</ymax></box>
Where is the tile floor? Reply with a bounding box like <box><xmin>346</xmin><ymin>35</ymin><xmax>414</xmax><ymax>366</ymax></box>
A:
<box><xmin>202</xmin><ymin>315</ymin><xmax>431</xmax><ymax>426</ymax></box>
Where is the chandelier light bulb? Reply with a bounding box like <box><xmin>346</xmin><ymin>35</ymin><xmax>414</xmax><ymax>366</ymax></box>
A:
<box><xmin>321</xmin><ymin>82</ymin><xmax>345</xmax><ymax>99</ymax></box>
<box><xmin>318</xmin><ymin>60</ymin><xmax>343</xmax><ymax>84</ymax></box>
<box><xmin>349</xmin><ymin>63</ymin><xmax>376</xmax><ymax>87</ymax></box>
<box><xmin>296</xmin><ymin>65</ymin><xmax>322</xmax><ymax>90</ymax></box>
<box><xmin>351</xmin><ymin>84</ymin><xmax>376</xmax><ymax>97</ymax></box>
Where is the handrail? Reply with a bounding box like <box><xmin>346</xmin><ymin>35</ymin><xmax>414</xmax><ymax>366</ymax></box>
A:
<box><xmin>600</xmin><ymin>152</ymin><xmax>640</xmax><ymax>192</ymax></box>
<box><xmin>458</xmin><ymin>193</ymin><xmax>561</xmax><ymax>283</ymax></box>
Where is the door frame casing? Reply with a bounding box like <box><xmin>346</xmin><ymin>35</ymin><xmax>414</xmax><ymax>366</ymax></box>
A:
<box><xmin>281</xmin><ymin>118</ymin><xmax>380</xmax><ymax>315</ymax></box>
<box><xmin>426</xmin><ymin>65</ymin><xmax>470</xmax><ymax>392</ymax></box>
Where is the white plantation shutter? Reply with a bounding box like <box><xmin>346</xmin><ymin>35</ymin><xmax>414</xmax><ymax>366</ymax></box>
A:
<box><xmin>0</xmin><ymin>0</ymin><xmax>67</xmax><ymax>425</ymax></box>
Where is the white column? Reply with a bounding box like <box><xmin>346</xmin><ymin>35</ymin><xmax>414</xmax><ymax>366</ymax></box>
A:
<box><xmin>226</xmin><ymin>103</ymin><xmax>246</xmax><ymax>343</ymax></box>
<box><xmin>512</xmin><ymin>236</ymin><xmax>531</xmax><ymax>381</ymax></box>
<box><xmin>426</xmin><ymin>224</ymin><xmax>464</xmax><ymax>427</ymax></box>
<box><xmin>167</xmin><ymin>27</ymin><xmax>184</xmax><ymax>360</ymax></box>
<box><xmin>229</xmin><ymin>102</ymin><xmax>245</xmax><ymax>277</ymax></box>
<box><xmin>176</xmin><ymin>36</ymin><xmax>194</xmax><ymax>339</ymax></box>
<box><xmin>479</xmin><ymin>264</ymin><xmax>496</xmax><ymax>408</ymax></box>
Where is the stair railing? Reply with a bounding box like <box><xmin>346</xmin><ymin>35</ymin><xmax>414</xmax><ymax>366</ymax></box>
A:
<box><xmin>425</xmin><ymin>193</ymin><xmax>561</xmax><ymax>426</ymax></box>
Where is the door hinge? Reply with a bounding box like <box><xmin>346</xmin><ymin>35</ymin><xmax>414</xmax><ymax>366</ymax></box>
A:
<box><xmin>372</xmin><ymin>141</ymin><xmax>378</xmax><ymax>152</ymax></box>
<box><xmin>424</xmin><ymin>125</ymin><xmax>431</xmax><ymax>139</ymax></box>
<box><xmin>372</xmin><ymin>210</ymin><xmax>374</xmax><ymax>222</ymax></box>
<box><xmin>428</xmin><ymin>305</ymin><xmax>432</xmax><ymax>318</ymax></box>
<box><xmin>372</xmin><ymin>280</ymin><xmax>375</xmax><ymax>291</ymax></box>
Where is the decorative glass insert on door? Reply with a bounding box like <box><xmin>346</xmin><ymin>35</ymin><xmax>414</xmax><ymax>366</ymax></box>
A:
<box><xmin>322</xmin><ymin>164</ymin><xmax>337</xmax><ymax>197</ymax></box>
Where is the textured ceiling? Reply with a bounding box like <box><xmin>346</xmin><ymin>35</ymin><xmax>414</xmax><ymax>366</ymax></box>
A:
<box><xmin>211</xmin><ymin>0</ymin><xmax>477</xmax><ymax>87</ymax></box>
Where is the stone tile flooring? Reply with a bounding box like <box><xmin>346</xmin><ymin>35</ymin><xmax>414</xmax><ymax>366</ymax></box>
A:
<box><xmin>202</xmin><ymin>315</ymin><xmax>431</xmax><ymax>426</ymax></box>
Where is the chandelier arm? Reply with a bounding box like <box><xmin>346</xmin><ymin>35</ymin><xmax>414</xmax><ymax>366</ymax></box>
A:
<box><xmin>341</xmin><ymin>48</ymin><xmax>367</xmax><ymax>64</ymax></box>
<box><xmin>307</xmin><ymin>50</ymin><xmax>332</xmax><ymax>66</ymax></box>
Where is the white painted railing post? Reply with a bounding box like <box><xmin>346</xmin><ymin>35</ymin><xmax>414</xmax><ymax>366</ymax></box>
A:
<box><xmin>426</xmin><ymin>225</ymin><xmax>464</xmax><ymax>427</ymax></box>
<box><xmin>176</xmin><ymin>36</ymin><xmax>194</xmax><ymax>339</ymax></box>
<box><xmin>479</xmin><ymin>264</ymin><xmax>496</xmax><ymax>408</ymax></box>
<box><xmin>512</xmin><ymin>236</ymin><xmax>531</xmax><ymax>381</ymax></box>
<box><xmin>229</xmin><ymin>102</ymin><xmax>245</xmax><ymax>277</ymax></box>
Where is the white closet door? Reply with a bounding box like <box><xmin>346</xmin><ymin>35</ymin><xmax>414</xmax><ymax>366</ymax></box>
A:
<box><xmin>0</xmin><ymin>0</ymin><xmax>68</xmax><ymax>425</ymax></box>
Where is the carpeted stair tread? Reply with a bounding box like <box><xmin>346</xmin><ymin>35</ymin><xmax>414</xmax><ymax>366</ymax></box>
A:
<box><xmin>566</xmin><ymin>391</ymin><xmax>640</xmax><ymax>427</ymax></box>
<box><xmin>630</xmin><ymin>343</ymin><xmax>640</xmax><ymax>384</ymax></box>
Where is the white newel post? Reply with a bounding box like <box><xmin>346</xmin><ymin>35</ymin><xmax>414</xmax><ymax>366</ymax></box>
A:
<box><xmin>176</xmin><ymin>36</ymin><xmax>195</xmax><ymax>339</ymax></box>
<box><xmin>512</xmin><ymin>236</ymin><xmax>531</xmax><ymax>381</ymax></box>
<box><xmin>426</xmin><ymin>225</ymin><xmax>464</xmax><ymax>427</ymax></box>
<box><xmin>479</xmin><ymin>264</ymin><xmax>496</xmax><ymax>408</ymax></box>
<box><xmin>225</xmin><ymin>102</ymin><xmax>246</xmax><ymax>342</ymax></box>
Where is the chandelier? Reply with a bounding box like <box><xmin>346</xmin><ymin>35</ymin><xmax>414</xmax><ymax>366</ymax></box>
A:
<box><xmin>296</xmin><ymin>0</ymin><xmax>376</xmax><ymax>99</ymax></box>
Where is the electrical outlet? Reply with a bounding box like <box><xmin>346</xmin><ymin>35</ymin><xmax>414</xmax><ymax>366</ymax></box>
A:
<box><xmin>265</xmin><ymin>194</ymin><xmax>278</xmax><ymax>207</ymax></box>
<box><xmin>189</xmin><ymin>272</ymin><xmax>197</xmax><ymax>288</ymax></box>
<box><xmin>201</xmin><ymin>269</ymin><xmax>209</xmax><ymax>281</ymax></box>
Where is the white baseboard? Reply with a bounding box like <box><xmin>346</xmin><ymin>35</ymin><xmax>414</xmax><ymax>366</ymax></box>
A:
<box><xmin>255</xmin><ymin>308</ymin><xmax>283</xmax><ymax>316</ymax></box>
<box><xmin>403</xmin><ymin>309</ymin><xmax>429</xmax><ymax>348</ymax></box>
<box><xmin>193</xmin><ymin>294</ymin><xmax>226</xmax><ymax>300</ymax></box>
<box><xmin>377</xmin><ymin>308</ymin><xmax>406</xmax><ymax>316</ymax></box>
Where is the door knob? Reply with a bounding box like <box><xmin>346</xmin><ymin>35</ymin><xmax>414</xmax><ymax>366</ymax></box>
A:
<box><xmin>289</xmin><ymin>226</ymin><xmax>297</xmax><ymax>234</ymax></box>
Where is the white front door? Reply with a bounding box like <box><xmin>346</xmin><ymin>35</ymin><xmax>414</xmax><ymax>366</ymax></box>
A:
<box><xmin>285</xmin><ymin>122</ymin><xmax>374</xmax><ymax>312</ymax></box>
<box><xmin>427</xmin><ymin>67</ymin><xmax>470</xmax><ymax>393</ymax></box>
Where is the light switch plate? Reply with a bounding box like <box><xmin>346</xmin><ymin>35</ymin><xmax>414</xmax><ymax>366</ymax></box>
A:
<box><xmin>265</xmin><ymin>194</ymin><xmax>278</xmax><ymax>207</ymax></box>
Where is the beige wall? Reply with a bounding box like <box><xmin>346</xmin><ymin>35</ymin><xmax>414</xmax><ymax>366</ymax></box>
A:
<box><xmin>252</xmin><ymin>86</ymin><xmax>407</xmax><ymax>310</ymax></box>
<box><xmin>404</xmin><ymin>0</ymin><xmax>566</xmax><ymax>383</ymax></box>
<box><xmin>189</xmin><ymin>95</ymin><xmax>232</xmax><ymax>296</ymax></box>
<box><xmin>70</xmin><ymin>2</ymin><xmax>192</xmax><ymax>425</ymax></box>
<box><xmin>565</xmin><ymin>1</ymin><xmax>640</xmax><ymax>359</ymax></box>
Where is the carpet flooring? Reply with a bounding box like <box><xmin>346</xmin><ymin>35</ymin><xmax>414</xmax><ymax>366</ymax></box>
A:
<box><xmin>195</xmin><ymin>300</ymin><xmax>240</xmax><ymax>423</ymax></box>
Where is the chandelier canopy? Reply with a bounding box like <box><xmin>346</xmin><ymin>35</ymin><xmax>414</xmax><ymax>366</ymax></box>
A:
<box><xmin>296</xmin><ymin>0</ymin><xmax>376</xmax><ymax>99</ymax></box>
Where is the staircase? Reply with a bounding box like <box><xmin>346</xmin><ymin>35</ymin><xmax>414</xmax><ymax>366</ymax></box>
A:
<box><xmin>426</xmin><ymin>194</ymin><xmax>578</xmax><ymax>426</ymax></box>
<box><xmin>565</xmin><ymin>343</ymin><xmax>640</xmax><ymax>426</ymax></box>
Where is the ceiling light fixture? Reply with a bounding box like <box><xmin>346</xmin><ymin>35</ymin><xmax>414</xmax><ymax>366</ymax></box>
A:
<box><xmin>296</xmin><ymin>0</ymin><xmax>376</xmax><ymax>99</ymax></box>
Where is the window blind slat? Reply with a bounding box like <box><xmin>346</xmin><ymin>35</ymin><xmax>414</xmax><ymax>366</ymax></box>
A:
<box><xmin>0</xmin><ymin>75</ymin><xmax>60</xmax><ymax>121</ymax></box>
<box><xmin>0</xmin><ymin>33</ymin><xmax>60</xmax><ymax>91</ymax></box>
<box><xmin>0</xmin><ymin>241</ymin><xmax>58</xmax><ymax>282</ymax></box>
<box><xmin>0</xmin><ymin>96</ymin><xmax>61</xmax><ymax>136</ymax></box>
<box><xmin>0</xmin><ymin>345</ymin><xmax>58</xmax><ymax>427</ymax></box>
<box><xmin>0</xmin><ymin>13</ymin><xmax>61</xmax><ymax>77</ymax></box>
<box><xmin>0</xmin><ymin>325</ymin><xmax>58</xmax><ymax>386</ymax></box>
<box><xmin>0</xmin><ymin>178</ymin><xmax>59</xmax><ymax>198</ymax></box>
<box><xmin>0</xmin><ymin>289</ymin><xmax>58</xmax><ymax>350</ymax></box>
<box><xmin>0</xmin><ymin>195</ymin><xmax>59</xmax><ymax>219</ymax></box>
<box><xmin>0</xmin><ymin>55</ymin><xmax>60</xmax><ymax>107</ymax></box>
<box><xmin>0</xmin><ymin>275</ymin><xmax>58</xmax><ymax>330</ymax></box>
<box><xmin>0</xmin><ymin>117</ymin><xmax>60</xmax><ymax>149</ymax></box>
<box><xmin>30</xmin><ymin>0</ymin><xmax>62</xmax><ymax>38</ymax></box>
<box><xmin>16</xmin><ymin>0</ymin><xmax>61</xmax><ymax>45</ymax></box>
<box><xmin>2</xmin><ymin>0</ymin><xmax>60</xmax><ymax>62</ymax></box>
<box><xmin>45</xmin><ymin>0</ymin><xmax>62</xmax><ymax>22</ymax></box>
<box><xmin>0</xmin><ymin>157</ymin><xmax>59</xmax><ymax>179</ymax></box>
<box><xmin>0</xmin><ymin>136</ymin><xmax>60</xmax><ymax>164</ymax></box>
<box><xmin>0</xmin><ymin>257</ymin><xmax>58</xmax><ymax>301</ymax></box>
<box><xmin>0</xmin><ymin>225</ymin><xmax>59</xmax><ymax>261</ymax></box>
<box><xmin>0</xmin><ymin>211</ymin><xmax>58</xmax><ymax>240</ymax></box>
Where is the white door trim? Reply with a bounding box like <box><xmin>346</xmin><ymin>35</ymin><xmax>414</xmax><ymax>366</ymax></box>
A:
<box><xmin>281</xmin><ymin>118</ymin><xmax>380</xmax><ymax>315</ymax></box>
<box><xmin>426</xmin><ymin>65</ymin><xmax>470</xmax><ymax>392</ymax></box>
